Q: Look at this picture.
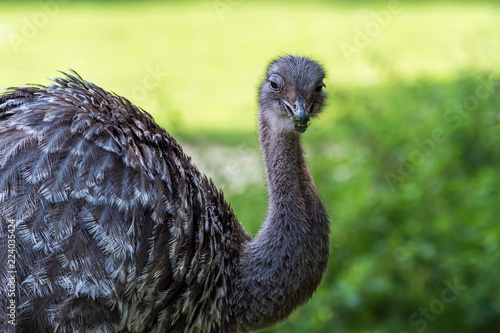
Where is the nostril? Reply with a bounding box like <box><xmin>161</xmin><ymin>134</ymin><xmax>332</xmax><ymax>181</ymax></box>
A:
<box><xmin>293</xmin><ymin>103</ymin><xmax>298</xmax><ymax>110</ymax></box>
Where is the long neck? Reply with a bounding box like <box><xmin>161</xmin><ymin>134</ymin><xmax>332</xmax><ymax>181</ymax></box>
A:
<box><xmin>232</xmin><ymin>112</ymin><xmax>330</xmax><ymax>332</ymax></box>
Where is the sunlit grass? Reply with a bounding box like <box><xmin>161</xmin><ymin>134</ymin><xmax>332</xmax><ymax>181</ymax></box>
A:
<box><xmin>0</xmin><ymin>1</ymin><xmax>499</xmax><ymax>133</ymax></box>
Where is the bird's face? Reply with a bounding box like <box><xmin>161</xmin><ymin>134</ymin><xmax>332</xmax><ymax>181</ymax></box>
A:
<box><xmin>259</xmin><ymin>56</ymin><xmax>327</xmax><ymax>133</ymax></box>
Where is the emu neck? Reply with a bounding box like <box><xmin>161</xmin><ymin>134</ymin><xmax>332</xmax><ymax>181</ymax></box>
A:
<box><xmin>260</xmin><ymin>120</ymin><xmax>310</xmax><ymax>228</ymax></box>
<box><xmin>232</xmin><ymin>113</ymin><xmax>330</xmax><ymax>332</ymax></box>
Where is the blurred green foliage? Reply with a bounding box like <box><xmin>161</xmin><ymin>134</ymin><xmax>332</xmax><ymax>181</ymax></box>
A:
<box><xmin>1</xmin><ymin>1</ymin><xmax>499</xmax><ymax>332</ymax></box>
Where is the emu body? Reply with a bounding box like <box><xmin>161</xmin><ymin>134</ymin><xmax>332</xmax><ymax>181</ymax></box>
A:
<box><xmin>0</xmin><ymin>56</ymin><xmax>330</xmax><ymax>332</ymax></box>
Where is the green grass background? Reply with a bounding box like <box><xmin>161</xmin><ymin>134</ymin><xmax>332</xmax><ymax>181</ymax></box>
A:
<box><xmin>1</xmin><ymin>0</ymin><xmax>500</xmax><ymax>332</ymax></box>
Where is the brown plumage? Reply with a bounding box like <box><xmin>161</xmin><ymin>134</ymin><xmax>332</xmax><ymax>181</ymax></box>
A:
<box><xmin>0</xmin><ymin>56</ymin><xmax>330</xmax><ymax>332</ymax></box>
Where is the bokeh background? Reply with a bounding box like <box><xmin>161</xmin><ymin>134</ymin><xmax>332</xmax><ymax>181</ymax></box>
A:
<box><xmin>1</xmin><ymin>0</ymin><xmax>500</xmax><ymax>332</ymax></box>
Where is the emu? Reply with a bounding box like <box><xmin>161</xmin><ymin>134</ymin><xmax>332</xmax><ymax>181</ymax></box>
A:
<box><xmin>0</xmin><ymin>56</ymin><xmax>330</xmax><ymax>332</ymax></box>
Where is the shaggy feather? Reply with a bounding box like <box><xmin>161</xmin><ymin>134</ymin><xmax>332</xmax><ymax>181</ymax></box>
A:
<box><xmin>0</xmin><ymin>71</ymin><xmax>246</xmax><ymax>333</ymax></box>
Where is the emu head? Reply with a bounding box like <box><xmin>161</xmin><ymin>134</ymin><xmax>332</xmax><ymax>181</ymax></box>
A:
<box><xmin>259</xmin><ymin>56</ymin><xmax>327</xmax><ymax>133</ymax></box>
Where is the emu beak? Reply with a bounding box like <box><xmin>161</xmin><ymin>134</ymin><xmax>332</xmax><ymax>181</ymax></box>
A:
<box><xmin>293</xmin><ymin>96</ymin><xmax>310</xmax><ymax>133</ymax></box>
<box><xmin>280</xmin><ymin>96</ymin><xmax>310</xmax><ymax>133</ymax></box>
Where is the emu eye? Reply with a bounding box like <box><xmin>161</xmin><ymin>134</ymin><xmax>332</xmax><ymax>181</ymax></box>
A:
<box><xmin>268</xmin><ymin>74</ymin><xmax>283</xmax><ymax>92</ymax></box>
<box><xmin>315</xmin><ymin>83</ymin><xmax>325</xmax><ymax>92</ymax></box>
